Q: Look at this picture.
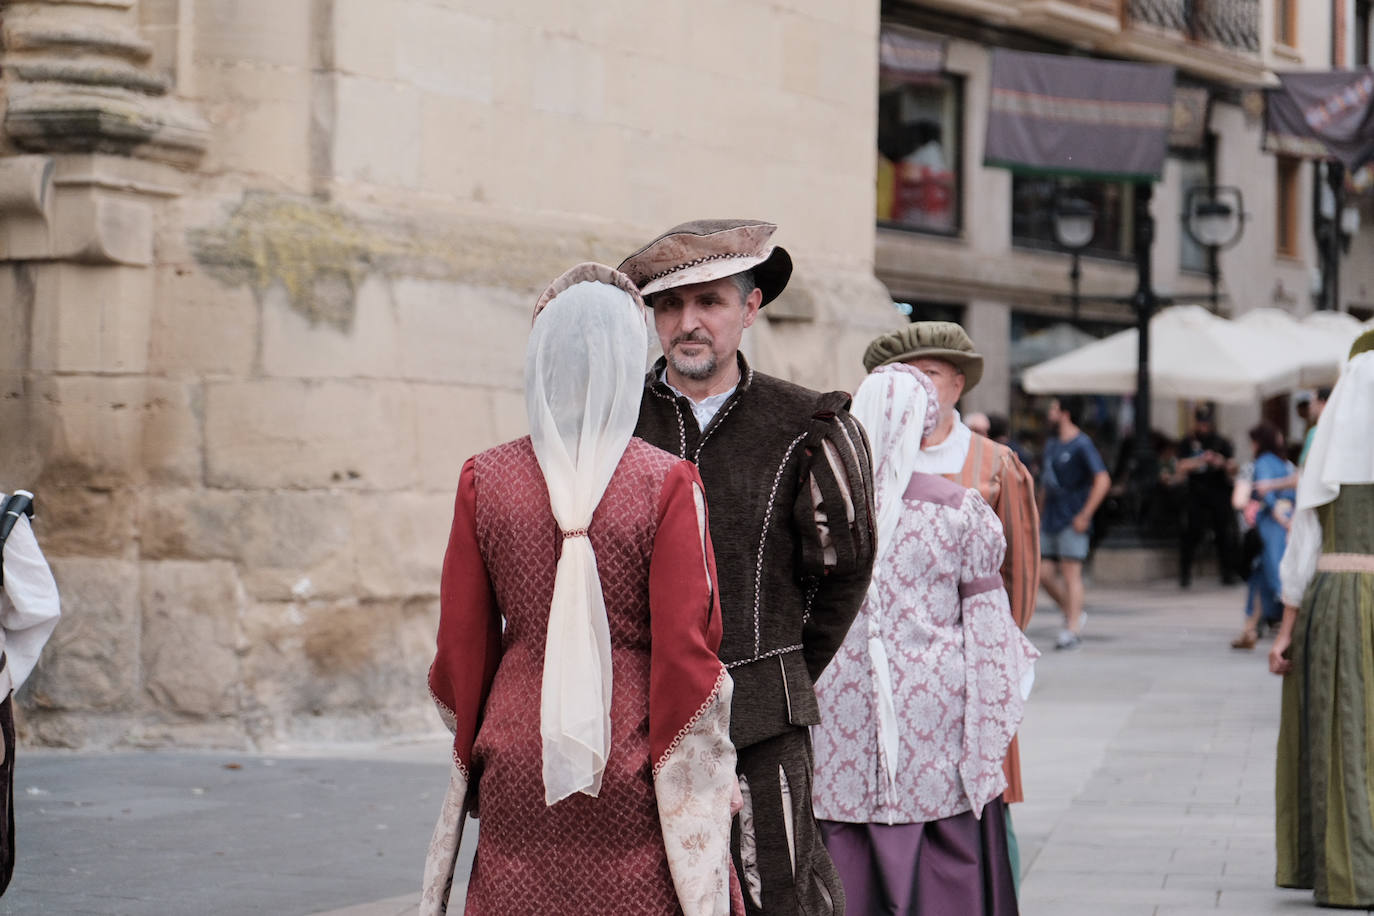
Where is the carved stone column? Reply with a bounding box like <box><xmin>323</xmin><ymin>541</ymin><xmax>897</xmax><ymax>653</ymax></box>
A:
<box><xmin>0</xmin><ymin>0</ymin><xmax>210</xmax><ymax>746</ymax></box>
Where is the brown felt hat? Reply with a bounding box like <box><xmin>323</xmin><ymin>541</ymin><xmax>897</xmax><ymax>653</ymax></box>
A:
<box><xmin>862</xmin><ymin>321</ymin><xmax>984</xmax><ymax>392</ymax></box>
<box><xmin>617</xmin><ymin>219</ymin><xmax>792</xmax><ymax>306</ymax></box>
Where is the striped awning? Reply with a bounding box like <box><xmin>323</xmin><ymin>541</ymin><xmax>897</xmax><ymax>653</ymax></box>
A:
<box><xmin>984</xmin><ymin>49</ymin><xmax>1176</xmax><ymax>182</ymax></box>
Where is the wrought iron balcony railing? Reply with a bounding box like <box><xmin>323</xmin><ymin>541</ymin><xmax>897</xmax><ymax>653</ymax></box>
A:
<box><xmin>1126</xmin><ymin>0</ymin><xmax>1260</xmax><ymax>54</ymax></box>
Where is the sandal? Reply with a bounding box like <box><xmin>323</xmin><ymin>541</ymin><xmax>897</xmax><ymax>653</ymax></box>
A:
<box><xmin>1230</xmin><ymin>630</ymin><xmax>1258</xmax><ymax>650</ymax></box>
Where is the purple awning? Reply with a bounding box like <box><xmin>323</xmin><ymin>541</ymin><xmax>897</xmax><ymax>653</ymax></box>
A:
<box><xmin>984</xmin><ymin>50</ymin><xmax>1176</xmax><ymax>181</ymax></box>
<box><xmin>1265</xmin><ymin>71</ymin><xmax>1374</xmax><ymax>171</ymax></box>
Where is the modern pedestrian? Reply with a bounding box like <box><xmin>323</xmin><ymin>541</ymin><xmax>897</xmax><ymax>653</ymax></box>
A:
<box><xmin>1230</xmin><ymin>422</ymin><xmax>1295</xmax><ymax>649</ymax></box>
<box><xmin>812</xmin><ymin>365</ymin><xmax>1037</xmax><ymax>916</ymax></box>
<box><xmin>0</xmin><ymin>489</ymin><xmax>60</xmax><ymax>896</ymax></box>
<box><xmin>622</xmin><ymin>219</ymin><xmax>877</xmax><ymax>916</ymax></box>
<box><xmin>1177</xmin><ymin>404</ymin><xmax>1238</xmax><ymax>587</ymax></box>
<box><xmin>1271</xmin><ymin>330</ymin><xmax>1374</xmax><ymax>909</ymax></box>
<box><xmin>1037</xmin><ymin>396</ymin><xmax>1110</xmax><ymax>650</ymax></box>
<box><xmin>1297</xmin><ymin>386</ymin><xmax>1330</xmax><ymax>467</ymax></box>
<box><xmin>421</xmin><ymin>264</ymin><xmax>741</xmax><ymax>916</ymax></box>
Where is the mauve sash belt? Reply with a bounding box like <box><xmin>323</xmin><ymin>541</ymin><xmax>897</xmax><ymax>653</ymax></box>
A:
<box><xmin>1318</xmin><ymin>553</ymin><xmax>1374</xmax><ymax>573</ymax></box>
<box><xmin>959</xmin><ymin>575</ymin><xmax>1003</xmax><ymax>599</ymax></box>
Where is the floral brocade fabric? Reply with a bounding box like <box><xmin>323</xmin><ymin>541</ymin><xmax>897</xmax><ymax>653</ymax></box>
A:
<box><xmin>811</xmin><ymin>475</ymin><xmax>1039</xmax><ymax>824</ymax></box>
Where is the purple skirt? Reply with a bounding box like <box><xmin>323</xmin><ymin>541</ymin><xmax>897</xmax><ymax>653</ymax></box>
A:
<box><xmin>819</xmin><ymin>799</ymin><xmax>1018</xmax><ymax>916</ymax></box>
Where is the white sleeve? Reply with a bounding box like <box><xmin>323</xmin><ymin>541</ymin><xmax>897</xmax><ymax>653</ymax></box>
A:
<box><xmin>1</xmin><ymin>515</ymin><xmax>61</xmax><ymax>691</ymax></box>
<box><xmin>1279</xmin><ymin>508</ymin><xmax>1321</xmax><ymax>608</ymax></box>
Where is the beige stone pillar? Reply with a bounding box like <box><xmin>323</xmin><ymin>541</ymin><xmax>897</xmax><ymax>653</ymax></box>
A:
<box><xmin>0</xmin><ymin>0</ymin><xmax>210</xmax><ymax>745</ymax></box>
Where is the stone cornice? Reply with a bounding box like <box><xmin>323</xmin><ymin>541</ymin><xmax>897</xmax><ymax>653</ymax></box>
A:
<box><xmin>1</xmin><ymin>0</ymin><xmax>208</xmax><ymax>167</ymax></box>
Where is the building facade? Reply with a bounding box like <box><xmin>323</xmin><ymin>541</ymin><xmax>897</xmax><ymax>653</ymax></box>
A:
<box><xmin>0</xmin><ymin>0</ymin><xmax>1363</xmax><ymax>748</ymax></box>
<box><xmin>874</xmin><ymin>0</ymin><xmax>1348</xmax><ymax>451</ymax></box>
<box><xmin>0</xmin><ymin>0</ymin><xmax>899</xmax><ymax>748</ymax></box>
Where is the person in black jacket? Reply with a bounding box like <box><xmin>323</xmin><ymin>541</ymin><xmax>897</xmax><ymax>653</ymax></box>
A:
<box><xmin>620</xmin><ymin>220</ymin><xmax>876</xmax><ymax>916</ymax></box>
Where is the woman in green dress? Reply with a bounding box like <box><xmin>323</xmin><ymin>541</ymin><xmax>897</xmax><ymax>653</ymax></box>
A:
<box><xmin>1270</xmin><ymin>331</ymin><xmax>1374</xmax><ymax>909</ymax></box>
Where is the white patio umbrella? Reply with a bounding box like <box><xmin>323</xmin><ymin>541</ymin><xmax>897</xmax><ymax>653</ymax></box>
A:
<box><xmin>1301</xmin><ymin>311</ymin><xmax>1365</xmax><ymax>369</ymax></box>
<box><xmin>1235</xmin><ymin>308</ymin><xmax>1346</xmax><ymax>387</ymax></box>
<box><xmin>1021</xmin><ymin>305</ymin><xmax>1305</xmax><ymax>402</ymax></box>
<box><xmin>1010</xmin><ymin>323</ymin><xmax>1099</xmax><ymax>375</ymax></box>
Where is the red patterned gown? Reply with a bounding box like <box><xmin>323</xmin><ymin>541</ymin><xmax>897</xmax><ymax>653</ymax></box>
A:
<box><xmin>421</xmin><ymin>437</ymin><xmax>743</xmax><ymax>916</ymax></box>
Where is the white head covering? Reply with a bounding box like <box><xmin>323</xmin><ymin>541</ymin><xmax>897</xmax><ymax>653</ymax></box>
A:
<box><xmin>1296</xmin><ymin>350</ymin><xmax>1374</xmax><ymax>512</ymax></box>
<box><xmin>525</xmin><ymin>263</ymin><xmax>648</xmax><ymax>805</ymax></box>
<box><xmin>847</xmin><ymin>364</ymin><xmax>939</xmax><ymax>812</ymax></box>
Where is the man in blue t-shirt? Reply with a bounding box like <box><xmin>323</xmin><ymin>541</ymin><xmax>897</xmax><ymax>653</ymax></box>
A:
<box><xmin>1038</xmin><ymin>396</ymin><xmax>1110</xmax><ymax>650</ymax></box>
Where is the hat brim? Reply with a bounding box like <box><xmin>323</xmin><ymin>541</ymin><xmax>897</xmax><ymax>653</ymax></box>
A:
<box><xmin>641</xmin><ymin>246</ymin><xmax>792</xmax><ymax>307</ymax></box>
<box><xmin>870</xmin><ymin>347</ymin><xmax>984</xmax><ymax>393</ymax></box>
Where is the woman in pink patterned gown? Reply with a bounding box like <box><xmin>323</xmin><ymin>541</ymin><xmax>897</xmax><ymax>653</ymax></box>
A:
<box><xmin>812</xmin><ymin>364</ymin><xmax>1038</xmax><ymax>915</ymax></box>
<box><xmin>420</xmin><ymin>263</ymin><xmax>743</xmax><ymax>916</ymax></box>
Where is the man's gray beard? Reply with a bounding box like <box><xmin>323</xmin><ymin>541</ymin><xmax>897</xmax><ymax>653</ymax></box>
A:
<box><xmin>668</xmin><ymin>349</ymin><xmax>718</xmax><ymax>381</ymax></box>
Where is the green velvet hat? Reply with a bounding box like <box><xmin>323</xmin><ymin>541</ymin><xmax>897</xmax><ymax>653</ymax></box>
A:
<box><xmin>862</xmin><ymin>321</ymin><xmax>984</xmax><ymax>392</ymax></box>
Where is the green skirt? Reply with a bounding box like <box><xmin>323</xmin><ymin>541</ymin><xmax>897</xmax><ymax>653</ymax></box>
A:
<box><xmin>1276</xmin><ymin>567</ymin><xmax>1374</xmax><ymax>907</ymax></box>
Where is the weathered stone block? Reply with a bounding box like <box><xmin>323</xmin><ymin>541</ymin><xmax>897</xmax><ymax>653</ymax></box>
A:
<box><xmin>29</xmin><ymin>485</ymin><xmax>138</xmax><ymax>559</ymax></box>
<box><xmin>236</xmin><ymin>491</ymin><xmax>357</xmax><ymax>601</ymax></box>
<box><xmin>351</xmin><ymin>491</ymin><xmax>452</xmax><ymax>599</ymax></box>
<box><xmin>140</xmin><ymin>560</ymin><xmax>245</xmax><ymax>717</ymax></box>
<box><xmin>29</xmin><ymin>376</ymin><xmax>201</xmax><ymax>489</ymax></box>
<box><xmin>138</xmin><ymin>487</ymin><xmax>241</xmax><ymax>561</ymax></box>
<box><xmin>333</xmin><ymin>0</ymin><xmax>397</xmax><ymax>80</ymax></box>
<box><xmin>394</xmin><ymin>279</ymin><xmax>527</xmax><ymax>387</ymax></box>
<box><xmin>29</xmin><ymin>262</ymin><xmax>154</xmax><ymax>373</ymax></box>
<box><xmin>195</xmin><ymin>0</ymin><xmax>313</xmax><ymax>69</ymax></box>
<box><xmin>490</xmin><ymin>387</ymin><xmax>529</xmax><ymax>444</ymax></box>
<box><xmin>395</xmin><ymin>5</ymin><xmax>494</xmax><ymax>102</ymax></box>
<box><xmin>25</xmin><ymin>557</ymin><xmax>140</xmax><ymax>712</ymax></box>
<box><xmin>333</xmin><ymin>75</ymin><xmax>421</xmax><ymax>188</ymax></box>
<box><xmin>414</xmin><ymin>383</ymin><xmax>499</xmax><ymax>492</ymax></box>
<box><xmin>261</xmin><ymin>275</ymin><xmax>400</xmax><ymax>378</ymax></box>
<box><xmin>148</xmin><ymin>263</ymin><xmax>258</xmax><ymax>376</ymax></box>
<box><xmin>141</xmin><ymin>488</ymin><xmax>357</xmax><ymax>598</ymax></box>
<box><xmin>204</xmin><ymin>379</ymin><xmax>419</xmax><ymax>490</ymax></box>
<box><xmin>193</xmin><ymin>62</ymin><xmax>313</xmax><ymax>185</ymax></box>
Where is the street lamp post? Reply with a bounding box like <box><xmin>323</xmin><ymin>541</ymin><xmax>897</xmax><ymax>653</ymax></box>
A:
<box><xmin>1130</xmin><ymin>182</ymin><xmax>1157</xmax><ymax>535</ymax></box>
<box><xmin>1053</xmin><ymin>196</ymin><xmax>1096</xmax><ymax>319</ymax></box>
<box><xmin>1182</xmin><ymin>185</ymin><xmax>1245</xmax><ymax>312</ymax></box>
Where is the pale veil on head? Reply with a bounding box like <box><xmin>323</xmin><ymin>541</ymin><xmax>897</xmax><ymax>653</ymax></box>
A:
<box><xmin>1296</xmin><ymin>350</ymin><xmax>1374</xmax><ymax>512</ymax></box>
<box><xmin>525</xmin><ymin>262</ymin><xmax>648</xmax><ymax>805</ymax></box>
<box><xmin>848</xmin><ymin>363</ymin><xmax>939</xmax><ymax>811</ymax></box>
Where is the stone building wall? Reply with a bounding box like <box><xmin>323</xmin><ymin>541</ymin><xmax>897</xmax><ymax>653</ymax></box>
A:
<box><xmin>0</xmin><ymin>0</ymin><xmax>900</xmax><ymax>748</ymax></box>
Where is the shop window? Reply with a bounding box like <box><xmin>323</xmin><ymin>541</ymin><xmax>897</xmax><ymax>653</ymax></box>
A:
<box><xmin>1276</xmin><ymin>155</ymin><xmax>1301</xmax><ymax>258</ymax></box>
<box><xmin>877</xmin><ymin>73</ymin><xmax>962</xmax><ymax>235</ymax></box>
<box><xmin>1010</xmin><ymin>176</ymin><xmax>1134</xmax><ymax>261</ymax></box>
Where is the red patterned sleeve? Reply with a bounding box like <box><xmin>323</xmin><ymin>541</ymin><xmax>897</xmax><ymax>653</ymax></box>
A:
<box><xmin>428</xmin><ymin>458</ymin><xmax>503</xmax><ymax>779</ymax></box>
<box><xmin>648</xmin><ymin>460</ymin><xmax>726</xmax><ymax>767</ymax></box>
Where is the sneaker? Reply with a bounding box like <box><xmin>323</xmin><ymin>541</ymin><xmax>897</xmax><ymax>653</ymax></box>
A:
<box><xmin>1055</xmin><ymin>630</ymin><xmax>1081</xmax><ymax>650</ymax></box>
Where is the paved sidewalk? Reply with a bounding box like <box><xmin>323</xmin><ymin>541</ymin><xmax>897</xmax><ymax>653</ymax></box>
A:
<box><xmin>0</xmin><ymin>580</ymin><xmax>1315</xmax><ymax>915</ymax></box>
<box><xmin>1016</xmin><ymin>580</ymin><xmax>1310</xmax><ymax>915</ymax></box>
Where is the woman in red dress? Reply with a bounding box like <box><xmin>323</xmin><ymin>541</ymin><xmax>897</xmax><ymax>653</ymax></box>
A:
<box><xmin>421</xmin><ymin>263</ymin><xmax>742</xmax><ymax>916</ymax></box>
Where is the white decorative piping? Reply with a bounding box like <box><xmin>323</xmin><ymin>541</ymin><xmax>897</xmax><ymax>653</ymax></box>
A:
<box><xmin>725</xmin><ymin>643</ymin><xmax>804</xmax><ymax>669</ymax></box>
<box><xmin>644</xmin><ymin>252</ymin><xmax>746</xmax><ymax>284</ymax></box>
<box><xmin>650</xmin><ymin>384</ymin><xmax>688</xmax><ymax>457</ymax></box>
<box><xmin>653</xmin><ymin>667</ymin><xmax>728</xmax><ymax>778</ymax></box>
<box><xmin>693</xmin><ymin>365</ymin><xmax>752</xmax><ymax>460</ymax></box>
<box><xmin>428</xmin><ymin>684</ymin><xmax>458</xmax><ymax>735</ymax></box>
<box><xmin>450</xmin><ymin>747</ymin><xmax>470</xmax><ymax>783</ymax></box>
<box><xmin>754</xmin><ymin>433</ymin><xmax>809</xmax><ymax>655</ymax></box>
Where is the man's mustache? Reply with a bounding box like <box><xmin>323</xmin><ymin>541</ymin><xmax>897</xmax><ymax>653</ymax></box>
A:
<box><xmin>672</xmin><ymin>331</ymin><xmax>713</xmax><ymax>349</ymax></box>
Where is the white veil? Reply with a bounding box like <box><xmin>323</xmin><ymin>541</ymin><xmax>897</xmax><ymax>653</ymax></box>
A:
<box><xmin>525</xmin><ymin>264</ymin><xmax>648</xmax><ymax>805</ymax></box>
<box><xmin>848</xmin><ymin>364</ymin><xmax>939</xmax><ymax>806</ymax></box>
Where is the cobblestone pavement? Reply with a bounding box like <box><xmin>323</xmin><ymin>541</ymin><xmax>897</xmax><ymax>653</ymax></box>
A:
<box><xmin>0</xmin><ymin>580</ymin><xmax>1318</xmax><ymax>915</ymax></box>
